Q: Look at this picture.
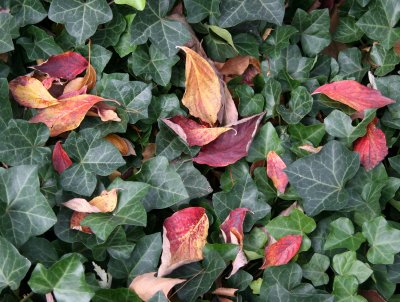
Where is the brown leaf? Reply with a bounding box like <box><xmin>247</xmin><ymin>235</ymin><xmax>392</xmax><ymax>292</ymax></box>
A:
<box><xmin>142</xmin><ymin>143</ymin><xmax>156</xmax><ymax>161</ymax></box>
<box><xmin>158</xmin><ymin>207</ymin><xmax>209</xmax><ymax>276</ymax></box>
<box><xmin>129</xmin><ymin>272</ymin><xmax>185</xmax><ymax>301</ymax></box>
<box><xmin>105</xmin><ymin>134</ymin><xmax>135</xmax><ymax>156</ymax></box>
<box><xmin>212</xmin><ymin>288</ymin><xmax>238</xmax><ymax>297</ymax></box>
<box><xmin>70</xmin><ymin>211</ymin><xmax>93</xmax><ymax>234</ymax></box>
<box><xmin>179</xmin><ymin>46</ymin><xmax>222</xmax><ymax>125</ymax></box>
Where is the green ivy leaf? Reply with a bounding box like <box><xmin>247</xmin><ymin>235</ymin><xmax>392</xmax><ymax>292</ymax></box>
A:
<box><xmin>218</xmin><ymin>0</ymin><xmax>285</xmax><ymax>28</ymax></box>
<box><xmin>333</xmin><ymin>275</ymin><xmax>367</xmax><ymax>302</ymax></box>
<box><xmin>29</xmin><ymin>253</ymin><xmax>95</xmax><ymax>302</ymax></box>
<box><xmin>9</xmin><ymin>0</ymin><xmax>46</xmax><ymax>28</ymax></box>
<box><xmin>0</xmin><ymin>165</ymin><xmax>56</xmax><ymax>247</ymax></box>
<box><xmin>184</xmin><ymin>0</ymin><xmax>220</xmax><ymax>23</ymax></box>
<box><xmin>277</xmin><ymin>86</ymin><xmax>313</xmax><ymax>124</ymax></box>
<box><xmin>48</xmin><ymin>0</ymin><xmax>113</xmax><ymax>44</ymax></box>
<box><xmin>286</xmin><ymin>140</ymin><xmax>360</xmax><ymax>216</ymax></box>
<box><xmin>332</xmin><ymin>251</ymin><xmax>373</xmax><ymax>283</ymax></box>
<box><xmin>261</xmin><ymin>77</ymin><xmax>282</xmax><ymax>118</ymax></box>
<box><xmin>333</xmin><ymin>48</ymin><xmax>368</xmax><ymax>82</ymax></box>
<box><xmin>61</xmin><ymin>130</ymin><xmax>125</xmax><ymax>196</ymax></box>
<box><xmin>362</xmin><ymin>216</ymin><xmax>400</xmax><ymax>264</ymax></box>
<box><xmin>114</xmin><ymin>0</ymin><xmax>146</xmax><ymax>10</ymax></box>
<box><xmin>92</xmin><ymin>7</ymin><xmax>126</xmax><ymax>48</ymax></box>
<box><xmin>130</xmin><ymin>0</ymin><xmax>191</xmax><ymax>57</ymax></box>
<box><xmin>20</xmin><ymin>237</ymin><xmax>58</xmax><ymax>267</ymax></box>
<box><xmin>302</xmin><ymin>253</ymin><xmax>330</xmax><ymax>287</ymax></box>
<box><xmin>76</xmin><ymin>44</ymin><xmax>112</xmax><ymax>74</ymax></box>
<box><xmin>0</xmin><ymin>236</ymin><xmax>31</xmax><ymax>294</ymax></box>
<box><xmin>324</xmin><ymin>217</ymin><xmax>366</xmax><ymax>251</ymax></box>
<box><xmin>93</xmin><ymin>288</ymin><xmax>141</xmax><ymax>302</ymax></box>
<box><xmin>0</xmin><ymin>79</ymin><xmax>12</xmax><ymax>131</ymax></box>
<box><xmin>92</xmin><ymin>227</ymin><xmax>135</xmax><ymax>261</ymax></box>
<box><xmin>261</xmin><ymin>25</ymin><xmax>298</xmax><ymax>57</ymax></box>
<box><xmin>292</xmin><ymin>9</ymin><xmax>331</xmax><ymax>57</ymax></box>
<box><xmin>370</xmin><ymin>44</ymin><xmax>400</xmax><ymax>76</ymax></box>
<box><xmin>203</xmin><ymin>33</ymin><xmax>238</xmax><ymax>62</ymax></box>
<box><xmin>235</xmin><ymin>85</ymin><xmax>265</xmax><ymax>117</ymax></box>
<box><xmin>82</xmin><ymin>179</ymin><xmax>149</xmax><ymax>241</ymax></box>
<box><xmin>288</xmin><ymin>123</ymin><xmax>325</xmax><ymax>146</ymax></box>
<box><xmin>247</xmin><ymin>122</ymin><xmax>283</xmax><ymax>162</ymax></box>
<box><xmin>333</xmin><ymin>16</ymin><xmax>364</xmax><ymax>43</ymax></box>
<box><xmin>128</xmin><ymin>44</ymin><xmax>179</xmax><ymax>86</ymax></box>
<box><xmin>136</xmin><ymin>156</ymin><xmax>189</xmax><ymax>211</ymax></box>
<box><xmin>0</xmin><ymin>13</ymin><xmax>14</xmax><ymax>53</ymax></box>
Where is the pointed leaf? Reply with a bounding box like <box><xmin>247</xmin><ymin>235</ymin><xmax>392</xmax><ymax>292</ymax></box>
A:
<box><xmin>158</xmin><ymin>207</ymin><xmax>209</xmax><ymax>276</ymax></box>
<box><xmin>266</xmin><ymin>151</ymin><xmax>288</xmax><ymax>193</ymax></box>
<box><xmin>261</xmin><ymin>234</ymin><xmax>302</xmax><ymax>268</ymax></box>
<box><xmin>324</xmin><ymin>217</ymin><xmax>366</xmax><ymax>251</ymax></box>
<box><xmin>332</xmin><ymin>251</ymin><xmax>373</xmax><ymax>283</ymax></box>
<box><xmin>52</xmin><ymin>141</ymin><xmax>72</xmax><ymax>174</ymax></box>
<box><xmin>302</xmin><ymin>254</ymin><xmax>330</xmax><ymax>287</ymax></box>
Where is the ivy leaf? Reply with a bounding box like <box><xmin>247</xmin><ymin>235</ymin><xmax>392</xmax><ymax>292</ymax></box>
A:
<box><xmin>324</xmin><ymin>217</ymin><xmax>366</xmax><ymax>251</ymax></box>
<box><xmin>93</xmin><ymin>288</ymin><xmax>141</xmax><ymax>302</ymax></box>
<box><xmin>333</xmin><ymin>16</ymin><xmax>364</xmax><ymax>43</ymax></box>
<box><xmin>277</xmin><ymin>86</ymin><xmax>313</xmax><ymax>124</ymax></box>
<box><xmin>183</xmin><ymin>0</ymin><xmax>220</xmax><ymax>23</ymax></box>
<box><xmin>114</xmin><ymin>0</ymin><xmax>146</xmax><ymax>10</ymax></box>
<box><xmin>362</xmin><ymin>216</ymin><xmax>400</xmax><ymax>264</ymax></box>
<box><xmin>285</xmin><ymin>140</ymin><xmax>360</xmax><ymax>216</ymax></box>
<box><xmin>29</xmin><ymin>254</ymin><xmax>95</xmax><ymax>302</ymax></box>
<box><xmin>82</xmin><ymin>179</ymin><xmax>149</xmax><ymax>241</ymax></box>
<box><xmin>0</xmin><ymin>165</ymin><xmax>56</xmax><ymax>247</ymax></box>
<box><xmin>48</xmin><ymin>0</ymin><xmax>113</xmax><ymax>44</ymax></box>
<box><xmin>135</xmin><ymin>156</ymin><xmax>189</xmax><ymax>211</ymax></box>
<box><xmin>333</xmin><ymin>48</ymin><xmax>368</xmax><ymax>82</ymax></box>
<box><xmin>0</xmin><ymin>236</ymin><xmax>31</xmax><ymax>294</ymax></box>
<box><xmin>247</xmin><ymin>122</ymin><xmax>283</xmax><ymax>162</ymax></box>
<box><xmin>130</xmin><ymin>0</ymin><xmax>191</xmax><ymax>57</ymax></box>
<box><xmin>332</xmin><ymin>251</ymin><xmax>373</xmax><ymax>283</ymax></box>
<box><xmin>218</xmin><ymin>0</ymin><xmax>285</xmax><ymax>28</ymax></box>
<box><xmin>333</xmin><ymin>275</ymin><xmax>367</xmax><ymax>302</ymax></box>
<box><xmin>61</xmin><ymin>130</ymin><xmax>125</xmax><ymax>196</ymax></box>
<box><xmin>261</xmin><ymin>25</ymin><xmax>298</xmax><ymax>57</ymax></box>
<box><xmin>9</xmin><ymin>0</ymin><xmax>47</xmax><ymax>28</ymax></box>
<box><xmin>92</xmin><ymin>7</ymin><xmax>126</xmax><ymax>48</ymax></box>
<box><xmin>370</xmin><ymin>44</ymin><xmax>400</xmax><ymax>76</ymax></box>
<box><xmin>302</xmin><ymin>253</ymin><xmax>330</xmax><ymax>287</ymax></box>
<box><xmin>128</xmin><ymin>44</ymin><xmax>179</xmax><ymax>86</ymax></box>
<box><xmin>288</xmin><ymin>123</ymin><xmax>325</xmax><ymax>146</ymax></box>
<box><xmin>292</xmin><ymin>9</ymin><xmax>331</xmax><ymax>56</ymax></box>
<box><xmin>0</xmin><ymin>119</ymin><xmax>51</xmax><ymax>167</ymax></box>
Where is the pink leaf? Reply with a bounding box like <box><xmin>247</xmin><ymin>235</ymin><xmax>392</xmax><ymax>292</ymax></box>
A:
<box><xmin>266</xmin><ymin>151</ymin><xmax>289</xmax><ymax>193</ymax></box>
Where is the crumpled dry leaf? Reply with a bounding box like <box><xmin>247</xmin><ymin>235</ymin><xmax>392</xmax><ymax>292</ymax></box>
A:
<box><xmin>105</xmin><ymin>134</ymin><xmax>135</xmax><ymax>156</ymax></box>
<box><xmin>63</xmin><ymin>188</ymin><xmax>119</xmax><ymax>213</ymax></box>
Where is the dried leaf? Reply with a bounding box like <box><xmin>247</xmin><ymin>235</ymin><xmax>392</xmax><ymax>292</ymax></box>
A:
<box><xmin>179</xmin><ymin>46</ymin><xmax>222</xmax><ymax>124</ymax></box>
<box><xmin>52</xmin><ymin>141</ymin><xmax>72</xmax><ymax>174</ymax></box>
<box><xmin>105</xmin><ymin>134</ymin><xmax>135</xmax><ymax>156</ymax></box>
<box><xmin>9</xmin><ymin>76</ymin><xmax>59</xmax><ymax>108</ymax></box>
<box><xmin>219</xmin><ymin>56</ymin><xmax>260</xmax><ymax>79</ymax></box>
<box><xmin>212</xmin><ymin>288</ymin><xmax>238</xmax><ymax>297</ymax></box>
<box><xmin>142</xmin><ymin>143</ymin><xmax>156</xmax><ymax>161</ymax></box>
<box><xmin>63</xmin><ymin>63</ymin><xmax>97</xmax><ymax>94</ymax></box>
<box><xmin>312</xmin><ymin>80</ymin><xmax>395</xmax><ymax>111</ymax></box>
<box><xmin>193</xmin><ymin>113</ymin><xmax>264</xmax><ymax>167</ymax></box>
<box><xmin>158</xmin><ymin>207</ymin><xmax>209</xmax><ymax>276</ymax></box>
<box><xmin>90</xmin><ymin>103</ymin><xmax>121</xmax><ymax>122</ymax></box>
<box><xmin>89</xmin><ymin>188</ymin><xmax>119</xmax><ymax>212</ymax></box>
<box><xmin>353</xmin><ymin>118</ymin><xmax>388</xmax><ymax>171</ymax></box>
<box><xmin>63</xmin><ymin>198</ymin><xmax>103</xmax><ymax>213</ymax></box>
<box><xmin>30</xmin><ymin>94</ymin><xmax>105</xmax><ymax>136</ymax></box>
<box><xmin>32</xmin><ymin>51</ymin><xmax>88</xmax><ymax>80</ymax></box>
<box><xmin>162</xmin><ymin>115</ymin><xmax>232</xmax><ymax>146</ymax></box>
<box><xmin>129</xmin><ymin>272</ymin><xmax>185</xmax><ymax>301</ymax></box>
<box><xmin>70</xmin><ymin>211</ymin><xmax>93</xmax><ymax>234</ymax></box>
<box><xmin>261</xmin><ymin>234</ymin><xmax>302</xmax><ymax>269</ymax></box>
<box><xmin>92</xmin><ymin>262</ymin><xmax>112</xmax><ymax>289</ymax></box>
<box><xmin>218</xmin><ymin>83</ymin><xmax>239</xmax><ymax>125</ymax></box>
<box><xmin>266</xmin><ymin>151</ymin><xmax>289</xmax><ymax>193</ymax></box>
<box><xmin>298</xmin><ymin>144</ymin><xmax>322</xmax><ymax>154</ymax></box>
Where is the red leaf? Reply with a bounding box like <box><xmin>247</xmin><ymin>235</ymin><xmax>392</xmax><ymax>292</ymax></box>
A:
<box><xmin>360</xmin><ymin>290</ymin><xmax>386</xmax><ymax>302</ymax></box>
<box><xmin>158</xmin><ymin>207</ymin><xmax>209</xmax><ymax>277</ymax></box>
<box><xmin>220</xmin><ymin>208</ymin><xmax>250</xmax><ymax>277</ymax></box>
<box><xmin>261</xmin><ymin>234</ymin><xmax>302</xmax><ymax>269</ymax></box>
<box><xmin>193</xmin><ymin>113</ymin><xmax>265</xmax><ymax>167</ymax></box>
<box><xmin>266</xmin><ymin>151</ymin><xmax>289</xmax><ymax>194</ymax></box>
<box><xmin>353</xmin><ymin>118</ymin><xmax>388</xmax><ymax>171</ymax></box>
<box><xmin>162</xmin><ymin>115</ymin><xmax>232</xmax><ymax>146</ymax></box>
<box><xmin>52</xmin><ymin>141</ymin><xmax>72</xmax><ymax>174</ymax></box>
<box><xmin>32</xmin><ymin>51</ymin><xmax>88</xmax><ymax>80</ymax></box>
<box><xmin>312</xmin><ymin>80</ymin><xmax>395</xmax><ymax>111</ymax></box>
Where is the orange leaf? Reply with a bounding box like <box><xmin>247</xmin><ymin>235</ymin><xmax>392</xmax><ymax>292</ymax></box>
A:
<box><xmin>266</xmin><ymin>151</ymin><xmax>289</xmax><ymax>194</ymax></box>
<box><xmin>179</xmin><ymin>46</ymin><xmax>222</xmax><ymax>124</ymax></box>
<box><xmin>129</xmin><ymin>272</ymin><xmax>185</xmax><ymax>302</ymax></box>
<box><xmin>29</xmin><ymin>94</ymin><xmax>105</xmax><ymax>136</ymax></box>
<box><xmin>353</xmin><ymin>118</ymin><xmax>388</xmax><ymax>171</ymax></box>
<box><xmin>63</xmin><ymin>198</ymin><xmax>103</xmax><ymax>213</ymax></box>
<box><xmin>162</xmin><ymin>115</ymin><xmax>232</xmax><ymax>146</ymax></box>
<box><xmin>158</xmin><ymin>207</ymin><xmax>209</xmax><ymax>276</ymax></box>
<box><xmin>70</xmin><ymin>211</ymin><xmax>93</xmax><ymax>234</ymax></box>
<box><xmin>261</xmin><ymin>234</ymin><xmax>302</xmax><ymax>269</ymax></box>
<box><xmin>9</xmin><ymin>76</ymin><xmax>59</xmax><ymax>108</ymax></box>
<box><xmin>52</xmin><ymin>141</ymin><xmax>72</xmax><ymax>174</ymax></box>
<box><xmin>63</xmin><ymin>188</ymin><xmax>119</xmax><ymax>213</ymax></box>
<box><xmin>63</xmin><ymin>63</ymin><xmax>97</xmax><ymax>95</ymax></box>
<box><xmin>212</xmin><ymin>288</ymin><xmax>238</xmax><ymax>297</ymax></box>
<box><xmin>312</xmin><ymin>80</ymin><xmax>395</xmax><ymax>111</ymax></box>
<box><xmin>105</xmin><ymin>134</ymin><xmax>135</xmax><ymax>156</ymax></box>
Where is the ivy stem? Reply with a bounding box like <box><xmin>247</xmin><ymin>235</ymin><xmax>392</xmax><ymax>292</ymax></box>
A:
<box><xmin>20</xmin><ymin>292</ymin><xmax>34</xmax><ymax>302</ymax></box>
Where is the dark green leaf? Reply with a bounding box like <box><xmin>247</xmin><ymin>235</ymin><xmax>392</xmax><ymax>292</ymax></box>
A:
<box><xmin>277</xmin><ymin>86</ymin><xmax>313</xmax><ymax>124</ymax></box>
<box><xmin>93</xmin><ymin>288</ymin><xmax>141</xmax><ymax>302</ymax></box>
<box><xmin>333</xmin><ymin>16</ymin><xmax>364</xmax><ymax>43</ymax></box>
<box><xmin>302</xmin><ymin>253</ymin><xmax>330</xmax><ymax>287</ymax></box>
<box><xmin>324</xmin><ymin>217</ymin><xmax>365</xmax><ymax>251</ymax></box>
<box><xmin>247</xmin><ymin>122</ymin><xmax>283</xmax><ymax>162</ymax></box>
<box><xmin>184</xmin><ymin>0</ymin><xmax>220</xmax><ymax>23</ymax></box>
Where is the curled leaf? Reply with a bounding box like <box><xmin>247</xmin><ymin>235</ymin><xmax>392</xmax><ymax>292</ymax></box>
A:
<box><xmin>261</xmin><ymin>234</ymin><xmax>302</xmax><ymax>269</ymax></box>
<box><xmin>312</xmin><ymin>80</ymin><xmax>395</xmax><ymax>111</ymax></box>
<box><xmin>105</xmin><ymin>134</ymin><xmax>135</xmax><ymax>156</ymax></box>
<box><xmin>129</xmin><ymin>272</ymin><xmax>185</xmax><ymax>302</ymax></box>
<box><xmin>353</xmin><ymin>118</ymin><xmax>388</xmax><ymax>171</ymax></box>
<box><xmin>70</xmin><ymin>211</ymin><xmax>93</xmax><ymax>234</ymax></box>
<box><xmin>63</xmin><ymin>189</ymin><xmax>119</xmax><ymax>213</ymax></box>
<box><xmin>32</xmin><ymin>51</ymin><xmax>88</xmax><ymax>80</ymax></box>
<box><xmin>298</xmin><ymin>144</ymin><xmax>322</xmax><ymax>154</ymax></box>
<box><xmin>30</xmin><ymin>94</ymin><xmax>105</xmax><ymax>136</ymax></box>
<box><xmin>91</xmin><ymin>103</ymin><xmax>121</xmax><ymax>122</ymax></box>
<box><xmin>9</xmin><ymin>76</ymin><xmax>59</xmax><ymax>108</ymax></box>
<box><xmin>212</xmin><ymin>288</ymin><xmax>238</xmax><ymax>297</ymax></box>
<box><xmin>266</xmin><ymin>151</ymin><xmax>288</xmax><ymax>193</ymax></box>
<box><xmin>158</xmin><ymin>207</ymin><xmax>209</xmax><ymax>277</ymax></box>
<box><xmin>179</xmin><ymin>46</ymin><xmax>222</xmax><ymax>124</ymax></box>
<box><xmin>52</xmin><ymin>141</ymin><xmax>72</xmax><ymax>174</ymax></box>
<box><xmin>162</xmin><ymin>115</ymin><xmax>232</xmax><ymax>146</ymax></box>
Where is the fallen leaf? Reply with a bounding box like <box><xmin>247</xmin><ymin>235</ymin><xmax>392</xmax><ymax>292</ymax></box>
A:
<box><xmin>52</xmin><ymin>141</ymin><xmax>72</xmax><ymax>174</ymax></box>
<box><xmin>179</xmin><ymin>46</ymin><xmax>222</xmax><ymax>125</ymax></box>
<box><xmin>219</xmin><ymin>56</ymin><xmax>260</xmax><ymax>77</ymax></box>
<box><xmin>63</xmin><ymin>63</ymin><xmax>97</xmax><ymax>94</ymax></box>
<box><xmin>30</xmin><ymin>94</ymin><xmax>105</xmax><ymax>136</ymax></box>
<box><xmin>142</xmin><ymin>143</ymin><xmax>156</xmax><ymax>161</ymax></box>
<box><xmin>105</xmin><ymin>134</ymin><xmax>135</xmax><ymax>156</ymax></box>
<box><xmin>353</xmin><ymin>118</ymin><xmax>388</xmax><ymax>171</ymax></box>
<box><xmin>266</xmin><ymin>151</ymin><xmax>289</xmax><ymax>193</ymax></box>
<box><xmin>261</xmin><ymin>234</ymin><xmax>302</xmax><ymax>269</ymax></box>
<box><xmin>298</xmin><ymin>144</ymin><xmax>322</xmax><ymax>154</ymax></box>
<box><xmin>129</xmin><ymin>272</ymin><xmax>185</xmax><ymax>301</ymax></box>
<box><xmin>45</xmin><ymin>293</ymin><xmax>55</xmax><ymax>302</ymax></box>
<box><xmin>158</xmin><ymin>207</ymin><xmax>209</xmax><ymax>276</ymax></box>
<box><xmin>9</xmin><ymin>76</ymin><xmax>59</xmax><ymax>108</ymax></box>
<box><xmin>32</xmin><ymin>51</ymin><xmax>88</xmax><ymax>80</ymax></box>
<box><xmin>218</xmin><ymin>83</ymin><xmax>239</xmax><ymax>125</ymax></box>
<box><xmin>70</xmin><ymin>211</ymin><xmax>93</xmax><ymax>234</ymax></box>
<box><xmin>162</xmin><ymin>115</ymin><xmax>232</xmax><ymax>146</ymax></box>
<box><xmin>91</xmin><ymin>103</ymin><xmax>121</xmax><ymax>122</ymax></box>
<box><xmin>359</xmin><ymin>290</ymin><xmax>386</xmax><ymax>302</ymax></box>
<box><xmin>312</xmin><ymin>80</ymin><xmax>395</xmax><ymax>111</ymax></box>
<box><xmin>92</xmin><ymin>262</ymin><xmax>112</xmax><ymax>289</ymax></box>
<box><xmin>193</xmin><ymin>113</ymin><xmax>264</xmax><ymax>167</ymax></box>
<box><xmin>220</xmin><ymin>208</ymin><xmax>250</xmax><ymax>277</ymax></box>
<box><xmin>63</xmin><ymin>198</ymin><xmax>102</xmax><ymax>213</ymax></box>
<box><xmin>212</xmin><ymin>288</ymin><xmax>238</xmax><ymax>297</ymax></box>
<box><xmin>63</xmin><ymin>189</ymin><xmax>119</xmax><ymax>213</ymax></box>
